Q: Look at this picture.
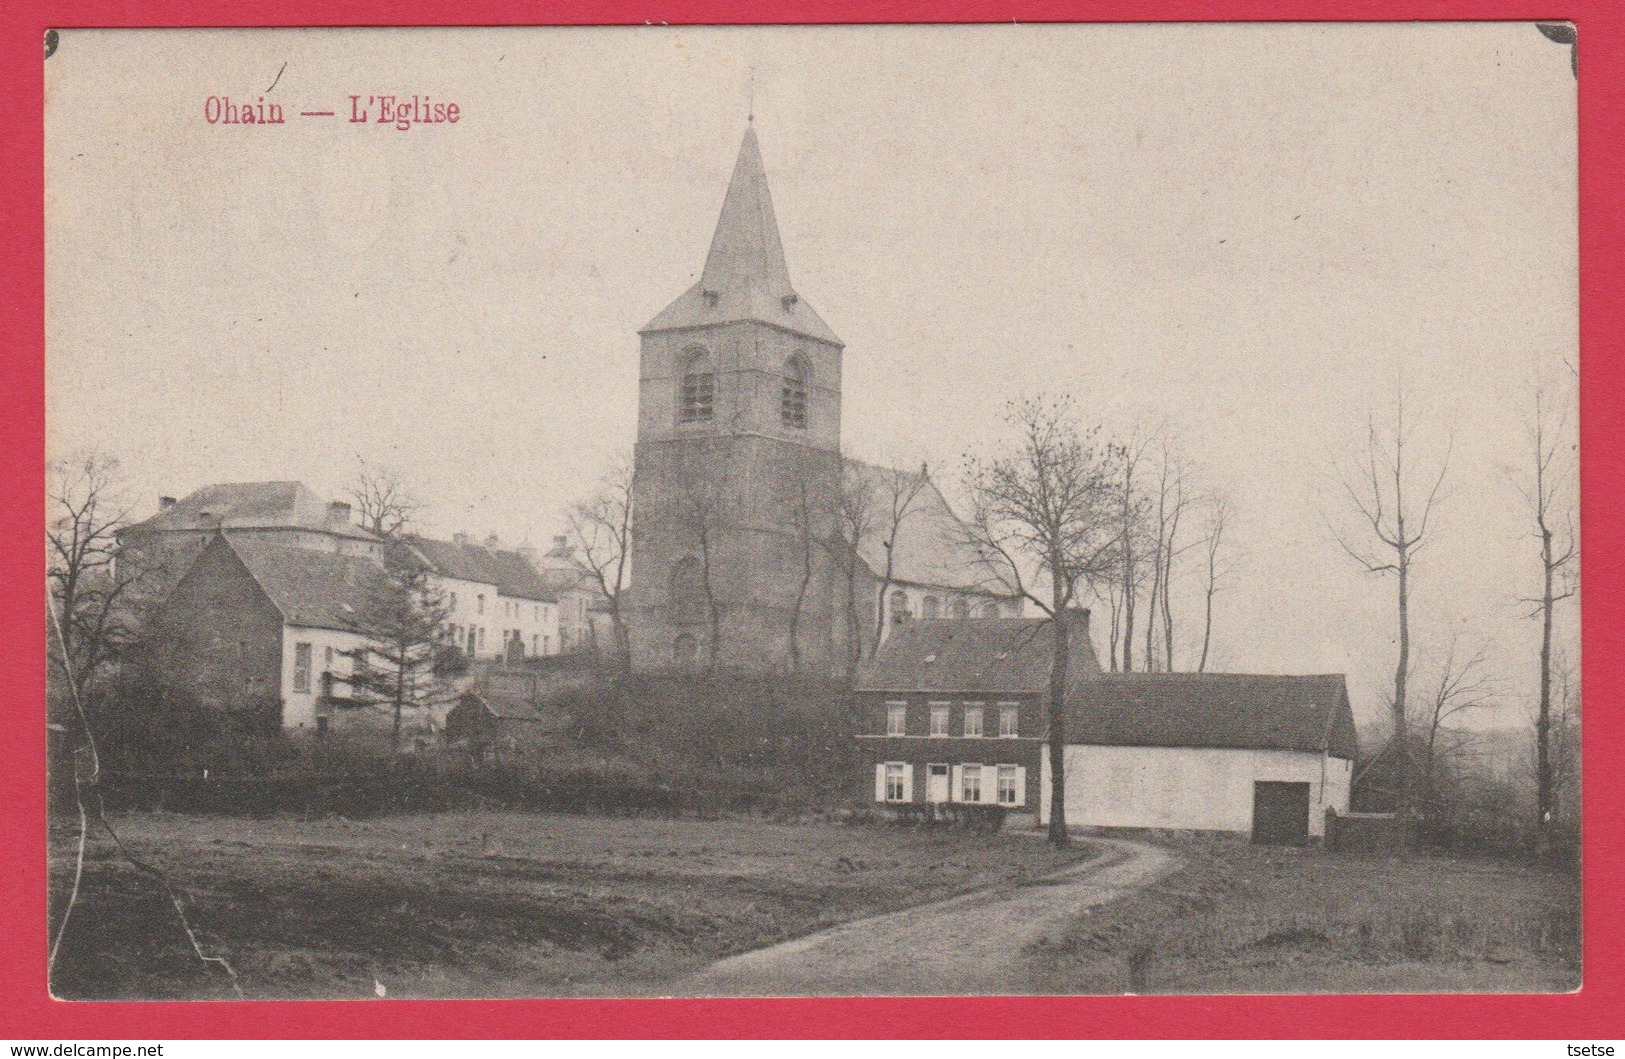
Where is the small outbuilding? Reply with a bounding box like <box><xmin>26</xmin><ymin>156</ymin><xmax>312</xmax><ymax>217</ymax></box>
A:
<box><xmin>443</xmin><ymin>666</ymin><xmax>574</xmax><ymax>762</ymax></box>
<box><xmin>856</xmin><ymin>610</ymin><xmax>1357</xmax><ymax>843</ymax></box>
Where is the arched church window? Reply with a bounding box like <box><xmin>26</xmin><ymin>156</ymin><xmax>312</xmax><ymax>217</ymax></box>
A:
<box><xmin>889</xmin><ymin>589</ymin><xmax>910</xmax><ymax>626</ymax></box>
<box><xmin>952</xmin><ymin>596</ymin><xmax>971</xmax><ymax>620</ymax></box>
<box><xmin>922</xmin><ymin>596</ymin><xmax>940</xmax><ymax>620</ymax></box>
<box><xmin>670</xmin><ymin>555</ymin><xmax>707</xmax><ymax>619</ymax></box>
<box><xmin>680</xmin><ymin>349</ymin><xmax>715</xmax><ymax>424</ymax></box>
<box><xmin>780</xmin><ymin>355</ymin><xmax>808</xmax><ymax>429</ymax></box>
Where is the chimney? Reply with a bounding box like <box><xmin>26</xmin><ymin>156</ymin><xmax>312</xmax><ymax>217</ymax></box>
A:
<box><xmin>515</xmin><ymin>542</ymin><xmax>539</xmax><ymax>567</ymax></box>
<box><xmin>452</xmin><ymin>531</ymin><xmax>470</xmax><ymax>547</ymax></box>
<box><xmin>158</xmin><ymin>496</ymin><xmax>177</xmax><ymax>511</ymax></box>
<box><xmin>1062</xmin><ymin>605</ymin><xmax>1092</xmax><ymax>640</ymax></box>
<box><xmin>548</xmin><ymin>535</ymin><xmax>572</xmax><ymax>558</ymax></box>
<box><xmin>485</xmin><ymin>532</ymin><xmax>501</xmax><ymax>550</ymax></box>
<box><xmin>327</xmin><ymin>500</ymin><xmax>352</xmax><ymax>525</ymax></box>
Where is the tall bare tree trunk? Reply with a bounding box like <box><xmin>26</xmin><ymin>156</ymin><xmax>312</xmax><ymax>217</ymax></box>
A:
<box><xmin>1393</xmin><ymin>526</ymin><xmax>1411</xmax><ymax>807</ymax></box>
<box><xmin>1120</xmin><ymin>459</ymin><xmax>1139</xmax><ymax>673</ymax></box>
<box><xmin>1197</xmin><ymin>494</ymin><xmax>1228</xmax><ymax>675</ymax></box>
<box><xmin>1515</xmin><ymin>391</ymin><xmax>1575</xmax><ymax>854</ymax></box>
<box><xmin>1198</xmin><ymin>587</ymin><xmax>1214</xmax><ymax>673</ymax></box>
<box><xmin>1536</xmin><ymin>525</ymin><xmax>1556</xmax><ymax>850</ymax></box>
<box><xmin>1143</xmin><ymin>521</ymin><xmax>1162</xmax><ymax>673</ymax></box>
<box><xmin>1332</xmin><ymin>395</ymin><xmax>1450</xmax><ymax>817</ymax></box>
<box><xmin>1160</xmin><ymin>500</ymin><xmax>1180</xmax><ymax>671</ymax></box>
<box><xmin>1047</xmin><ymin>567</ymin><xmax>1071</xmax><ymax>848</ymax></box>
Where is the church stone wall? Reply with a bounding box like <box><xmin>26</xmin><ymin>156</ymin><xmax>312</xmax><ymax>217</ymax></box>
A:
<box><xmin>628</xmin><ymin>430</ymin><xmax>844</xmax><ymax>674</ymax></box>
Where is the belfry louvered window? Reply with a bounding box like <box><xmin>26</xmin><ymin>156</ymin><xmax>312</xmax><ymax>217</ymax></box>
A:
<box><xmin>781</xmin><ymin>356</ymin><xmax>808</xmax><ymax>428</ymax></box>
<box><xmin>680</xmin><ymin>348</ymin><xmax>715</xmax><ymax>424</ymax></box>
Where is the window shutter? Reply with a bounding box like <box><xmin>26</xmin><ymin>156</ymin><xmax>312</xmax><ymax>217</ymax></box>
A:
<box><xmin>874</xmin><ymin>763</ymin><xmax>887</xmax><ymax>802</ymax></box>
<box><xmin>902</xmin><ymin>764</ymin><xmax>915</xmax><ymax>802</ymax></box>
<box><xmin>1015</xmin><ymin>766</ymin><xmax>1027</xmax><ymax>808</ymax></box>
<box><xmin>951</xmin><ymin>764</ymin><xmax>963</xmax><ymax>803</ymax></box>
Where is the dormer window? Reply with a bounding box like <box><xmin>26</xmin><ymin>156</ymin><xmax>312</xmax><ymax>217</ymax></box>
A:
<box><xmin>680</xmin><ymin>348</ymin><xmax>715</xmax><ymax>424</ymax></box>
<box><xmin>781</xmin><ymin>355</ymin><xmax>808</xmax><ymax>429</ymax></box>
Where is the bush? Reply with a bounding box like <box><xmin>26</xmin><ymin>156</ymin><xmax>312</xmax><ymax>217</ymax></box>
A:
<box><xmin>85</xmin><ymin>668</ymin><xmax>864</xmax><ymax>819</ymax></box>
<box><xmin>885</xmin><ymin>803</ymin><xmax>1006</xmax><ymax>832</ymax></box>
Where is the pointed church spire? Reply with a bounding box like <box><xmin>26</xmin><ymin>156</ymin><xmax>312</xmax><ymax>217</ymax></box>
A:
<box><xmin>698</xmin><ymin>124</ymin><xmax>792</xmax><ymax>303</ymax></box>
<box><xmin>643</xmin><ymin>125</ymin><xmax>842</xmax><ymax>346</ymax></box>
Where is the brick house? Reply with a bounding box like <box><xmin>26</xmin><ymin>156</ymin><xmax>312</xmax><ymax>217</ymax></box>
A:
<box><xmin>857</xmin><ymin>610</ymin><xmax>1358</xmax><ymax>843</ymax></box>
<box><xmin>855</xmin><ymin>611</ymin><xmax>1099</xmax><ymax>820</ymax></box>
<box><xmin>152</xmin><ymin>533</ymin><xmax>387</xmax><ymax>734</ymax></box>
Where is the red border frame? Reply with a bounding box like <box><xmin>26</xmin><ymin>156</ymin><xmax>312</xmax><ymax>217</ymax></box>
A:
<box><xmin>3</xmin><ymin>0</ymin><xmax>1618</xmax><ymax>1039</ymax></box>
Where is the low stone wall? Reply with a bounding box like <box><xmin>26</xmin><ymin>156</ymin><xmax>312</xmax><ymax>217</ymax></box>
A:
<box><xmin>1325</xmin><ymin>809</ymin><xmax>1410</xmax><ymax>852</ymax></box>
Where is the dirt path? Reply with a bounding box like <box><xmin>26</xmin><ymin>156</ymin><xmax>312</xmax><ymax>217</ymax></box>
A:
<box><xmin>667</xmin><ymin>837</ymin><xmax>1177</xmax><ymax>997</ymax></box>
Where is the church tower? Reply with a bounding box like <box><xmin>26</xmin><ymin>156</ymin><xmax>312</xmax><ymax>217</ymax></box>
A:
<box><xmin>628</xmin><ymin>124</ymin><xmax>845</xmax><ymax>672</ymax></box>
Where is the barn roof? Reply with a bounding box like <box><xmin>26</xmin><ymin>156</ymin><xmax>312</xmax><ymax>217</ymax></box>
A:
<box><xmin>848</xmin><ymin>461</ymin><xmax>1017</xmax><ymax>596</ymax></box>
<box><xmin>224</xmin><ymin>536</ymin><xmax>386</xmax><ymax>633</ymax></box>
<box><xmin>405</xmin><ymin>535</ymin><xmax>557</xmax><ymax>603</ymax></box>
<box><xmin>856</xmin><ymin>613</ymin><xmax>1102</xmax><ymax>694</ymax></box>
<box><xmin>122</xmin><ymin>481</ymin><xmax>380</xmax><ymax>543</ymax></box>
<box><xmin>458</xmin><ymin>690</ymin><xmax>555</xmax><ymax>723</ymax></box>
<box><xmin>1066</xmin><ymin>673</ymin><xmax>1358</xmax><ymax>759</ymax></box>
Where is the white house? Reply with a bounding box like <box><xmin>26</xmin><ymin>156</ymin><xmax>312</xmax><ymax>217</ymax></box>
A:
<box><xmin>406</xmin><ymin>533</ymin><xmax>562</xmax><ymax>661</ymax></box>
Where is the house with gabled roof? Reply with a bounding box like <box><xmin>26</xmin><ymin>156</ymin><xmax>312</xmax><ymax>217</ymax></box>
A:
<box><xmin>404</xmin><ymin>533</ymin><xmax>562</xmax><ymax>661</ymax></box>
<box><xmin>150</xmin><ymin>533</ymin><xmax>389</xmax><ymax>733</ymax></box>
<box><xmin>857</xmin><ymin>608</ymin><xmax>1357</xmax><ymax>843</ymax></box>
<box><xmin>846</xmin><ymin>460</ymin><xmax>1025</xmax><ymax>639</ymax></box>
<box><xmin>856</xmin><ymin>610</ymin><xmax>1100</xmax><ymax>820</ymax></box>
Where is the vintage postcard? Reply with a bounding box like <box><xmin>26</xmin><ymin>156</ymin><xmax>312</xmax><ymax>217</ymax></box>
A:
<box><xmin>43</xmin><ymin>23</ymin><xmax>1578</xmax><ymax>1001</ymax></box>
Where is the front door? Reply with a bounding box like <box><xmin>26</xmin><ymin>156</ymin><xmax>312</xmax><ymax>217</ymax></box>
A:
<box><xmin>1252</xmin><ymin>781</ymin><xmax>1312</xmax><ymax>845</ymax></box>
<box><xmin>926</xmin><ymin>764</ymin><xmax>950</xmax><ymax>803</ymax></box>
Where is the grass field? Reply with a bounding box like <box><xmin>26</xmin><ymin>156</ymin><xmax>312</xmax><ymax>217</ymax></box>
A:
<box><xmin>48</xmin><ymin>810</ymin><xmax>1090</xmax><ymax>1000</ymax></box>
<box><xmin>1026</xmin><ymin>835</ymin><xmax>1581</xmax><ymax>994</ymax></box>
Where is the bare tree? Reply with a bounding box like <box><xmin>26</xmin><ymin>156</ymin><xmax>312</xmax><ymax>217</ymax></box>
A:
<box><xmin>348</xmin><ymin>459</ymin><xmax>421</xmax><ymax>538</ymax></box>
<box><xmin>1547</xmin><ymin>648</ymin><xmax>1580</xmax><ymax>836</ymax></box>
<box><xmin>827</xmin><ymin>460</ymin><xmax>877</xmax><ymax>683</ymax></box>
<box><xmin>1411</xmin><ymin>638</ymin><xmax>1496</xmax><ymax>820</ymax></box>
<box><xmin>1143</xmin><ymin>445</ymin><xmax>1191</xmax><ymax>672</ymax></box>
<box><xmin>784</xmin><ymin>459</ymin><xmax>831</xmax><ymax>674</ymax></box>
<box><xmin>1196</xmin><ymin>491</ymin><xmax>1234</xmax><ymax>674</ymax></box>
<box><xmin>568</xmin><ymin>455</ymin><xmax>636</xmax><ymax>673</ymax></box>
<box><xmin>1515</xmin><ymin>389</ymin><xmax>1577</xmax><ymax>852</ymax></box>
<box><xmin>1114</xmin><ymin>433</ymin><xmax>1154</xmax><ymax>673</ymax></box>
<box><xmin>1093</xmin><ymin>578</ymin><xmax>1124</xmax><ymax>672</ymax></box>
<box><xmin>1331</xmin><ymin>389</ymin><xmax>1452</xmax><ymax>812</ymax></box>
<box><xmin>47</xmin><ymin>453</ymin><xmax>149</xmax><ymax>708</ymax></box>
<box><xmin>668</xmin><ymin>453</ymin><xmax>733</xmax><ymax>673</ymax></box>
<box><xmin>867</xmin><ymin>461</ymin><xmax>932</xmax><ymax>652</ymax></box>
<box><xmin>963</xmin><ymin>396</ymin><xmax>1123</xmax><ymax>847</ymax></box>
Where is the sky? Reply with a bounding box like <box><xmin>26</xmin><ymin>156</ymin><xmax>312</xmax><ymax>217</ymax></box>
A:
<box><xmin>44</xmin><ymin>24</ymin><xmax>1578</xmax><ymax>729</ymax></box>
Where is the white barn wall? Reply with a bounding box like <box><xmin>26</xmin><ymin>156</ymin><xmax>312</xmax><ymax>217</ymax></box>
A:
<box><xmin>279</xmin><ymin>625</ymin><xmax>371</xmax><ymax>729</ymax></box>
<box><xmin>1039</xmin><ymin>745</ymin><xmax>1352</xmax><ymax>838</ymax></box>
